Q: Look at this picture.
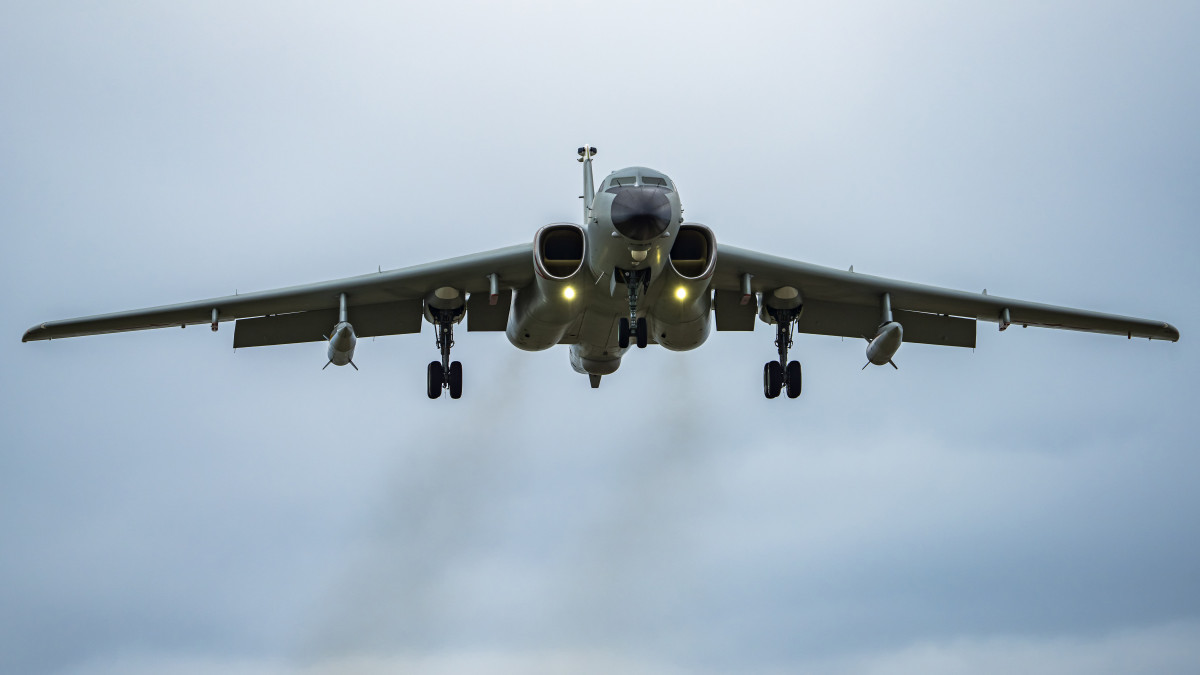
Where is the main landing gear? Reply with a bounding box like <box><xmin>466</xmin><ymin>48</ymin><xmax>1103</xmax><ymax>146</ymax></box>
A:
<box><xmin>427</xmin><ymin>308</ymin><xmax>463</xmax><ymax>399</ymax></box>
<box><xmin>617</xmin><ymin>269</ymin><xmax>649</xmax><ymax>349</ymax></box>
<box><xmin>763</xmin><ymin>307</ymin><xmax>802</xmax><ymax>399</ymax></box>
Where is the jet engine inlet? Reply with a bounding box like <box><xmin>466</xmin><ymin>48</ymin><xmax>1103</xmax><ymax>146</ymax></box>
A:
<box><xmin>511</xmin><ymin>224</ymin><xmax>589</xmax><ymax>351</ymax></box>
<box><xmin>650</xmin><ymin>224</ymin><xmax>716</xmax><ymax>351</ymax></box>
<box><xmin>535</xmin><ymin>224</ymin><xmax>585</xmax><ymax>279</ymax></box>
<box><xmin>668</xmin><ymin>225</ymin><xmax>716</xmax><ymax>279</ymax></box>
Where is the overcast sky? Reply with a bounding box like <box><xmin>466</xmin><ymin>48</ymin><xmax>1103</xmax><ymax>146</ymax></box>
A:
<box><xmin>3</xmin><ymin>2</ymin><xmax>1198</xmax><ymax>674</ymax></box>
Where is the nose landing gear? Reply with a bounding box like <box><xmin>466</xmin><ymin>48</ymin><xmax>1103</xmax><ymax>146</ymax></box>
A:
<box><xmin>617</xmin><ymin>316</ymin><xmax>648</xmax><ymax>349</ymax></box>
<box><xmin>617</xmin><ymin>269</ymin><xmax>649</xmax><ymax>349</ymax></box>
<box><xmin>763</xmin><ymin>307</ymin><xmax>802</xmax><ymax>399</ymax></box>
<box><xmin>427</xmin><ymin>308</ymin><xmax>463</xmax><ymax>399</ymax></box>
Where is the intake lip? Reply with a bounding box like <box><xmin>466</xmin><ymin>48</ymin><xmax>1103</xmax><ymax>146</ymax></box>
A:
<box><xmin>609</xmin><ymin>186</ymin><xmax>671</xmax><ymax>241</ymax></box>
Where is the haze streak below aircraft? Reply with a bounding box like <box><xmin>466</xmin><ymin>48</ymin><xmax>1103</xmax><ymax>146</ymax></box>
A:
<box><xmin>22</xmin><ymin>147</ymin><xmax>1179</xmax><ymax>399</ymax></box>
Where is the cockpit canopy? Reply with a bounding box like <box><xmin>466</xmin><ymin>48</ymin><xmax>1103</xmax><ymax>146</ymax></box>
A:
<box><xmin>601</xmin><ymin>167</ymin><xmax>677</xmax><ymax>241</ymax></box>
<box><xmin>602</xmin><ymin>167</ymin><xmax>675</xmax><ymax>192</ymax></box>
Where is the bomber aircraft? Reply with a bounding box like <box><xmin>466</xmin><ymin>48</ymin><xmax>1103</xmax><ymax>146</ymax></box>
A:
<box><xmin>23</xmin><ymin>146</ymin><xmax>1180</xmax><ymax>399</ymax></box>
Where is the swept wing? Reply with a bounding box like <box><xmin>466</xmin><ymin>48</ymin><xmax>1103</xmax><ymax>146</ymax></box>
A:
<box><xmin>22</xmin><ymin>244</ymin><xmax>534</xmax><ymax>344</ymax></box>
<box><xmin>712</xmin><ymin>245</ymin><xmax>1179</xmax><ymax>344</ymax></box>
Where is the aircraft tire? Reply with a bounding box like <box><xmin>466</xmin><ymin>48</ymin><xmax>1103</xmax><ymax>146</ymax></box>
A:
<box><xmin>618</xmin><ymin>318</ymin><xmax>630</xmax><ymax>349</ymax></box>
<box><xmin>636</xmin><ymin>317</ymin><xmax>648</xmax><ymax>349</ymax></box>
<box><xmin>448</xmin><ymin>361</ymin><xmax>463</xmax><ymax>399</ymax></box>
<box><xmin>786</xmin><ymin>361</ymin><xmax>802</xmax><ymax>398</ymax></box>
<box><xmin>427</xmin><ymin>361</ymin><xmax>444</xmax><ymax>399</ymax></box>
<box><xmin>764</xmin><ymin>361</ymin><xmax>783</xmax><ymax>399</ymax></box>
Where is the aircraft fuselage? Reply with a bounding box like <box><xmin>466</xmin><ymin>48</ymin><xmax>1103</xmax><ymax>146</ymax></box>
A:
<box><xmin>506</xmin><ymin>157</ymin><xmax>715</xmax><ymax>380</ymax></box>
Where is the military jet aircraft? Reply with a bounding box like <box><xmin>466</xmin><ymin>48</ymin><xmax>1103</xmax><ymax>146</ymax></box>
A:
<box><xmin>22</xmin><ymin>146</ymin><xmax>1179</xmax><ymax>399</ymax></box>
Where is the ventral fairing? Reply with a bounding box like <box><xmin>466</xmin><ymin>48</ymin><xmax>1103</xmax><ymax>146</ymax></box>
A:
<box><xmin>23</xmin><ymin>146</ymin><xmax>1180</xmax><ymax>399</ymax></box>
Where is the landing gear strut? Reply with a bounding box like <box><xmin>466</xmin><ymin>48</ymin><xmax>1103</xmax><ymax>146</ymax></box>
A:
<box><xmin>427</xmin><ymin>308</ymin><xmax>463</xmax><ymax>399</ymax></box>
<box><xmin>617</xmin><ymin>269</ymin><xmax>649</xmax><ymax>349</ymax></box>
<box><xmin>763</xmin><ymin>307</ymin><xmax>802</xmax><ymax>399</ymax></box>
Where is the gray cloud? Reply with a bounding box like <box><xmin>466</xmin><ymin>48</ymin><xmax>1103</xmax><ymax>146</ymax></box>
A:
<box><xmin>2</xmin><ymin>2</ymin><xmax>1198</xmax><ymax>674</ymax></box>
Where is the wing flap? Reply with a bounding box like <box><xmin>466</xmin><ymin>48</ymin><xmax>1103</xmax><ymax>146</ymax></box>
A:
<box><xmin>233</xmin><ymin>299</ymin><xmax>423</xmax><ymax>348</ymax></box>
<box><xmin>466</xmin><ymin>290</ymin><xmax>512</xmax><ymax>332</ymax></box>
<box><xmin>714</xmin><ymin>289</ymin><xmax>757</xmax><ymax>331</ymax></box>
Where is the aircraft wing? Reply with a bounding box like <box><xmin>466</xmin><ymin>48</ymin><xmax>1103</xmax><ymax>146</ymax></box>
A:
<box><xmin>711</xmin><ymin>245</ymin><xmax>1180</xmax><ymax>344</ymax></box>
<box><xmin>22</xmin><ymin>244</ymin><xmax>534</xmax><ymax>345</ymax></box>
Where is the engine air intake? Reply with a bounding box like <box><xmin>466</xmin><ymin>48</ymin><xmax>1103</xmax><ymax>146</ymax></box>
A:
<box><xmin>536</xmin><ymin>224</ymin><xmax>585</xmax><ymax>279</ymax></box>
<box><xmin>669</xmin><ymin>225</ymin><xmax>715</xmax><ymax>279</ymax></box>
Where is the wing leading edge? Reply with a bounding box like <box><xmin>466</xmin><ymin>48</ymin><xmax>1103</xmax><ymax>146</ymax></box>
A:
<box><xmin>22</xmin><ymin>244</ymin><xmax>534</xmax><ymax>343</ymax></box>
<box><xmin>21</xmin><ymin>241</ymin><xmax>1180</xmax><ymax>347</ymax></box>
<box><xmin>712</xmin><ymin>245</ymin><xmax>1179</xmax><ymax>342</ymax></box>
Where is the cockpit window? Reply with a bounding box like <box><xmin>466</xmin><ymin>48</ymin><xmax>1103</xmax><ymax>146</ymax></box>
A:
<box><xmin>611</xmin><ymin>176</ymin><xmax>638</xmax><ymax>187</ymax></box>
<box><xmin>642</xmin><ymin>176</ymin><xmax>667</xmax><ymax>187</ymax></box>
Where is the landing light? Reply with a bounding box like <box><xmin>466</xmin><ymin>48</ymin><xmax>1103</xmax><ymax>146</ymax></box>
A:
<box><xmin>675</xmin><ymin>287</ymin><xmax>687</xmax><ymax>300</ymax></box>
<box><xmin>563</xmin><ymin>287</ymin><xmax>576</xmax><ymax>300</ymax></box>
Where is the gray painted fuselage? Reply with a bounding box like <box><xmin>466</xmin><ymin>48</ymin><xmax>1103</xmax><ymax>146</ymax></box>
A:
<box><xmin>507</xmin><ymin>154</ymin><xmax>711</xmax><ymax>378</ymax></box>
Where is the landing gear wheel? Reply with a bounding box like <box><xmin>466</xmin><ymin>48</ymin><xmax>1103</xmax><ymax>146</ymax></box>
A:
<box><xmin>764</xmin><ymin>361</ymin><xmax>783</xmax><ymax>399</ymax></box>
<box><xmin>429</xmin><ymin>306</ymin><xmax>465</xmax><ymax>401</ymax></box>
<box><xmin>618</xmin><ymin>318</ymin><xmax>630</xmax><ymax>349</ymax></box>
<box><xmin>427</xmin><ymin>361</ymin><xmax>444</xmax><ymax>399</ymax></box>
<box><xmin>765</xmin><ymin>307</ymin><xmax>802</xmax><ymax>400</ymax></box>
<box><xmin>448</xmin><ymin>361</ymin><xmax>463</xmax><ymax>399</ymax></box>
<box><xmin>636</xmin><ymin>317</ymin><xmax>648</xmax><ymax>349</ymax></box>
<box><xmin>786</xmin><ymin>360</ymin><xmax>802</xmax><ymax>398</ymax></box>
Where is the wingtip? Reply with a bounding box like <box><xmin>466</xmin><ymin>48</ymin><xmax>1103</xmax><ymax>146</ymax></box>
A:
<box><xmin>22</xmin><ymin>324</ymin><xmax>47</xmax><ymax>343</ymax></box>
<box><xmin>1165</xmin><ymin>323</ymin><xmax>1181</xmax><ymax>342</ymax></box>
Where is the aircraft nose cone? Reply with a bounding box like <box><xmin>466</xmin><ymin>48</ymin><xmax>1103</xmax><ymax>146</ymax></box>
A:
<box><xmin>610</xmin><ymin>186</ymin><xmax>672</xmax><ymax>241</ymax></box>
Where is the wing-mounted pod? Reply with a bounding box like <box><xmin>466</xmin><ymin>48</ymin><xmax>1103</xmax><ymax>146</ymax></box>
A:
<box><xmin>864</xmin><ymin>293</ymin><xmax>903</xmax><ymax>369</ymax></box>
<box><xmin>325</xmin><ymin>293</ymin><xmax>358</xmax><ymax>370</ymax></box>
<box><xmin>507</xmin><ymin>224</ymin><xmax>589</xmax><ymax>351</ymax></box>
<box><xmin>648</xmin><ymin>223</ymin><xmax>717</xmax><ymax>351</ymax></box>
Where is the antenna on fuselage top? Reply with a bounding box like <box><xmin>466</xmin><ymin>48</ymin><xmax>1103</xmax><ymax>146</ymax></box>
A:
<box><xmin>578</xmin><ymin>145</ymin><xmax>598</xmax><ymax>224</ymax></box>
